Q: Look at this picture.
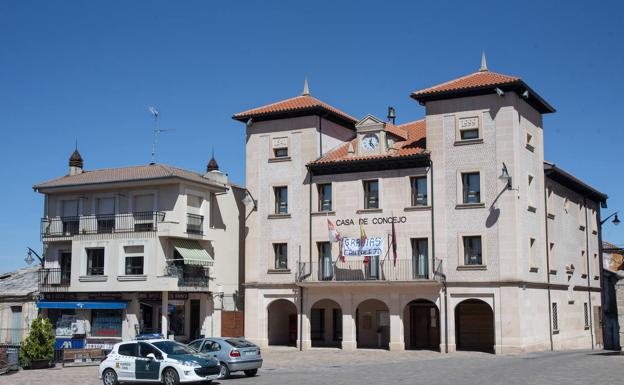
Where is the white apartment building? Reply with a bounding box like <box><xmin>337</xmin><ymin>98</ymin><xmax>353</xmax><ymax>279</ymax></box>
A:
<box><xmin>235</xmin><ymin>58</ymin><xmax>608</xmax><ymax>353</ymax></box>
<box><xmin>33</xmin><ymin>152</ymin><xmax>245</xmax><ymax>348</ymax></box>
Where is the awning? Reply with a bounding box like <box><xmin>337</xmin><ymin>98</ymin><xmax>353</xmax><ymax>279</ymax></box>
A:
<box><xmin>37</xmin><ymin>301</ymin><xmax>127</xmax><ymax>310</ymax></box>
<box><xmin>171</xmin><ymin>239</ymin><xmax>213</xmax><ymax>266</ymax></box>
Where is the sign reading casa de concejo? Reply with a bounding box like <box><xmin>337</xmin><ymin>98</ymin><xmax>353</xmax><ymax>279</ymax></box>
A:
<box><xmin>342</xmin><ymin>237</ymin><xmax>385</xmax><ymax>257</ymax></box>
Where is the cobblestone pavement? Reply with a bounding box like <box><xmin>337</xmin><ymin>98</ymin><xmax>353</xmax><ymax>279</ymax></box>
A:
<box><xmin>1</xmin><ymin>348</ymin><xmax>621</xmax><ymax>385</ymax></box>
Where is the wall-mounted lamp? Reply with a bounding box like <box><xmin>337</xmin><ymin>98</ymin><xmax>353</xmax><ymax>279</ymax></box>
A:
<box><xmin>495</xmin><ymin>87</ymin><xmax>505</xmax><ymax>96</ymax></box>
<box><xmin>25</xmin><ymin>247</ymin><xmax>44</xmax><ymax>266</ymax></box>
<box><xmin>242</xmin><ymin>189</ymin><xmax>257</xmax><ymax>211</ymax></box>
<box><xmin>601</xmin><ymin>212</ymin><xmax>620</xmax><ymax>226</ymax></box>
<box><xmin>499</xmin><ymin>162</ymin><xmax>512</xmax><ymax>190</ymax></box>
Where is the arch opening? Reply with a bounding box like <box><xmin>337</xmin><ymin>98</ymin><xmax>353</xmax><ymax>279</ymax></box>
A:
<box><xmin>403</xmin><ymin>299</ymin><xmax>440</xmax><ymax>351</ymax></box>
<box><xmin>267</xmin><ymin>299</ymin><xmax>297</xmax><ymax>346</ymax></box>
<box><xmin>310</xmin><ymin>299</ymin><xmax>342</xmax><ymax>348</ymax></box>
<box><xmin>356</xmin><ymin>299</ymin><xmax>389</xmax><ymax>349</ymax></box>
<box><xmin>455</xmin><ymin>299</ymin><xmax>494</xmax><ymax>353</ymax></box>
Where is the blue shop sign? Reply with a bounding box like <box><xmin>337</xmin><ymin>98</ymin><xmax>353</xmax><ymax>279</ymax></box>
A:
<box><xmin>54</xmin><ymin>338</ymin><xmax>85</xmax><ymax>350</ymax></box>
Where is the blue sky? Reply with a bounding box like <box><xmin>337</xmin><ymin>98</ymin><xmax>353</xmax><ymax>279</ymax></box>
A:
<box><xmin>0</xmin><ymin>1</ymin><xmax>622</xmax><ymax>272</ymax></box>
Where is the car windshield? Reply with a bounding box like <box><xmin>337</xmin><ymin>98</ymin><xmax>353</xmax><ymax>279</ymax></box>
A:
<box><xmin>226</xmin><ymin>339</ymin><xmax>256</xmax><ymax>348</ymax></box>
<box><xmin>152</xmin><ymin>341</ymin><xmax>197</xmax><ymax>355</ymax></box>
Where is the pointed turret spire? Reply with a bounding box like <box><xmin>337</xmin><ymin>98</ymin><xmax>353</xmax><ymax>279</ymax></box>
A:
<box><xmin>302</xmin><ymin>77</ymin><xmax>310</xmax><ymax>96</ymax></box>
<box><xmin>68</xmin><ymin>142</ymin><xmax>84</xmax><ymax>175</ymax></box>
<box><xmin>479</xmin><ymin>50</ymin><xmax>488</xmax><ymax>72</ymax></box>
<box><xmin>206</xmin><ymin>145</ymin><xmax>219</xmax><ymax>172</ymax></box>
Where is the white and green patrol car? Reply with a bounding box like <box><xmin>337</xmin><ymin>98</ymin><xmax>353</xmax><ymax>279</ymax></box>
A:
<box><xmin>99</xmin><ymin>339</ymin><xmax>221</xmax><ymax>385</ymax></box>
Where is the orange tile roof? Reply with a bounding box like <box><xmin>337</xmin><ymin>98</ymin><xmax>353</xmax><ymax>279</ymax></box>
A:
<box><xmin>412</xmin><ymin>70</ymin><xmax>520</xmax><ymax>96</ymax></box>
<box><xmin>233</xmin><ymin>95</ymin><xmax>357</xmax><ymax>124</ymax></box>
<box><xmin>310</xmin><ymin>119</ymin><xmax>427</xmax><ymax>165</ymax></box>
<box><xmin>33</xmin><ymin>164</ymin><xmax>227</xmax><ymax>190</ymax></box>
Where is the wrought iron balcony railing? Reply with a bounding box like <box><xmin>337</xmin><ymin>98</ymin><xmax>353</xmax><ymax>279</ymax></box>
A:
<box><xmin>38</xmin><ymin>268</ymin><xmax>71</xmax><ymax>292</ymax></box>
<box><xmin>297</xmin><ymin>258</ymin><xmax>444</xmax><ymax>283</ymax></box>
<box><xmin>40</xmin><ymin>211</ymin><xmax>165</xmax><ymax>238</ymax></box>
<box><xmin>186</xmin><ymin>213</ymin><xmax>204</xmax><ymax>235</ymax></box>
<box><xmin>164</xmin><ymin>264</ymin><xmax>209</xmax><ymax>287</ymax></box>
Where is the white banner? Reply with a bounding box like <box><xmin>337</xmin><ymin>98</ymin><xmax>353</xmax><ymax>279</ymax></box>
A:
<box><xmin>342</xmin><ymin>237</ymin><xmax>385</xmax><ymax>257</ymax></box>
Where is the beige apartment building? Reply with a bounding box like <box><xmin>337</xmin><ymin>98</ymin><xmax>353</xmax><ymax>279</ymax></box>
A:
<box><xmin>33</xmin><ymin>152</ymin><xmax>245</xmax><ymax>349</ymax></box>
<box><xmin>234</xmin><ymin>59</ymin><xmax>608</xmax><ymax>353</ymax></box>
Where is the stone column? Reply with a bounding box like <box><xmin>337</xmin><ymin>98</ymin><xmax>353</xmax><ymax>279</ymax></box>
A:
<box><xmin>161</xmin><ymin>291</ymin><xmax>169</xmax><ymax>338</ymax></box>
<box><xmin>341</xmin><ymin>293</ymin><xmax>356</xmax><ymax>351</ymax></box>
<box><xmin>124</xmin><ymin>296</ymin><xmax>139</xmax><ymax>340</ymax></box>
<box><xmin>389</xmin><ymin>292</ymin><xmax>404</xmax><ymax>351</ymax></box>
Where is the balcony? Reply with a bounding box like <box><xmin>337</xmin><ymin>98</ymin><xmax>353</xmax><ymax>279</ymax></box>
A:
<box><xmin>186</xmin><ymin>213</ymin><xmax>204</xmax><ymax>235</ymax></box>
<box><xmin>297</xmin><ymin>258</ymin><xmax>444</xmax><ymax>283</ymax></box>
<box><xmin>164</xmin><ymin>264</ymin><xmax>209</xmax><ymax>288</ymax></box>
<box><xmin>40</xmin><ymin>211</ymin><xmax>165</xmax><ymax>239</ymax></box>
<box><xmin>38</xmin><ymin>268</ymin><xmax>71</xmax><ymax>292</ymax></box>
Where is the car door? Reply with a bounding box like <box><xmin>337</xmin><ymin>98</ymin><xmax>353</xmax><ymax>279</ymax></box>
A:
<box><xmin>136</xmin><ymin>342</ymin><xmax>162</xmax><ymax>381</ymax></box>
<box><xmin>201</xmin><ymin>340</ymin><xmax>222</xmax><ymax>361</ymax></box>
<box><xmin>115</xmin><ymin>343</ymin><xmax>138</xmax><ymax>381</ymax></box>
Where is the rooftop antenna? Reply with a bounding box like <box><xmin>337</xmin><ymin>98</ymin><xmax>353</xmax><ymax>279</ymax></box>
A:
<box><xmin>148</xmin><ymin>106</ymin><xmax>175</xmax><ymax>164</ymax></box>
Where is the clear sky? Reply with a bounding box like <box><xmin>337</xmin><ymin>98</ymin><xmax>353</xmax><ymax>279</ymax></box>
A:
<box><xmin>1</xmin><ymin>1</ymin><xmax>622</xmax><ymax>272</ymax></box>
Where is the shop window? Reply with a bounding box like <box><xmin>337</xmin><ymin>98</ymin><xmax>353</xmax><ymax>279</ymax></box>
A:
<box><xmin>47</xmin><ymin>309</ymin><xmax>76</xmax><ymax>336</ymax></box>
<box><xmin>91</xmin><ymin>309</ymin><xmax>122</xmax><ymax>337</ymax></box>
<box><xmin>274</xmin><ymin>186</ymin><xmax>288</xmax><ymax>214</ymax></box>
<box><xmin>318</xmin><ymin>184</ymin><xmax>332</xmax><ymax>212</ymax></box>
<box><xmin>273</xmin><ymin>243</ymin><xmax>288</xmax><ymax>270</ymax></box>
<box><xmin>461</xmin><ymin>172</ymin><xmax>480</xmax><ymax>204</ymax></box>
<box><xmin>86</xmin><ymin>248</ymin><xmax>105</xmax><ymax>276</ymax></box>
<box><xmin>410</xmin><ymin>176</ymin><xmax>428</xmax><ymax>206</ymax></box>
<box><xmin>363</xmin><ymin>180</ymin><xmax>379</xmax><ymax>209</ymax></box>
<box><xmin>124</xmin><ymin>245</ymin><xmax>144</xmax><ymax>275</ymax></box>
<box><xmin>462</xmin><ymin>236</ymin><xmax>483</xmax><ymax>265</ymax></box>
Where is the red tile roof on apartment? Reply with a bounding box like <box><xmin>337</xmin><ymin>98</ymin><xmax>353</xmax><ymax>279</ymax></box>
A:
<box><xmin>412</xmin><ymin>70</ymin><xmax>520</xmax><ymax>96</ymax></box>
<box><xmin>33</xmin><ymin>164</ymin><xmax>227</xmax><ymax>191</ymax></box>
<box><xmin>232</xmin><ymin>95</ymin><xmax>357</xmax><ymax>125</ymax></box>
<box><xmin>310</xmin><ymin>119</ymin><xmax>427</xmax><ymax>166</ymax></box>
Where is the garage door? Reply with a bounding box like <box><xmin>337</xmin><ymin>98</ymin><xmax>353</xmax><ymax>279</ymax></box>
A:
<box><xmin>455</xmin><ymin>299</ymin><xmax>494</xmax><ymax>353</ymax></box>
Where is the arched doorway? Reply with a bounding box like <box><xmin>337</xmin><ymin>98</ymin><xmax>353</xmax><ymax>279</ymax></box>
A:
<box><xmin>356</xmin><ymin>299</ymin><xmax>389</xmax><ymax>349</ymax></box>
<box><xmin>267</xmin><ymin>299</ymin><xmax>297</xmax><ymax>346</ymax></box>
<box><xmin>403</xmin><ymin>299</ymin><xmax>440</xmax><ymax>350</ymax></box>
<box><xmin>310</xmin><ymin>299</ymin><xmax>342</xmax><ymax>348</ymax></box>
<box><xmin>455</xmin><ymin>299</ymin><xmax>494</xmax><ymax>353</ymax></box>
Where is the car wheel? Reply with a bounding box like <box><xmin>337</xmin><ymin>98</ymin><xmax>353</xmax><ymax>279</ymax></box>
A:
<box><xmin>102</xmin><ymin>369</ymin><xmax>119</xmax><ymax>385</ymax></box>
<box><xmin>219</xmin><ymin>362</ymin><xmax>230</xmax><ymax>379</ymax></box>
<box><xmin>162</xmin><ymin>367</ymin><xmax>180</xmax><ymax>385</ymax></box>
<box><xmin>244</xmin><ymin>369</ymin><xmax>258</xmax><ymax>377</ymax></box>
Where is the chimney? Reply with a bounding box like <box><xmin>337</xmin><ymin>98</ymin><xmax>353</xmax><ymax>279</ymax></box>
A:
<box><xmin>68</xmin><ymin>148</ymin><xmax>84</xmax><ymax>175</ymax></box>
<box><xmin>387</xmin><ymin>106</ymin><xmax>396</xmax><ymax>124</ymax></box>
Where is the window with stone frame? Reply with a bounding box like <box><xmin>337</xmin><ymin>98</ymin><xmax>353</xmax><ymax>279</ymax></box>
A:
<box><xmin>461</xmin><ymin>172</ymin><xmax>481</xmax><ymax>204</ymax></box>
<box><xmin>274</xmin><ymin>186</ymin><xmax>288</xmax><ymax>214</ymax></box>
<box><xmin>462</xmin><ymin>236</ymin><xmax>483</xmax><ymax>265</ymax></box>
<box><xmin>363</xmin><ymin>180</ymin><xmax>379</xmax><ymax>209</ymax></box>
<box><xmin>410</xmin><ymin>176</ymin><xmax>428</xmax><ymax>206</ymax></box>
<box><xmin>273</xmin><ymin>243</ymin><xmax>288</xmax><ymax>270</ymax></box>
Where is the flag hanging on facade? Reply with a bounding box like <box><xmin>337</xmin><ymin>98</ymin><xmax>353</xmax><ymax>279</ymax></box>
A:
<box><xmin>327</xmin><ymin>219</ymin><xmax>341</xmax><ymax>243</ymax></box>
<box><xmin>391</xmin><ymin>218</ymin><xmax>398</xmax><ymax>267</ymax></box>
<box><xmin>359</xmin><ymin>223</ymin><xmax>367</xmax><ymax>247</ymax></box>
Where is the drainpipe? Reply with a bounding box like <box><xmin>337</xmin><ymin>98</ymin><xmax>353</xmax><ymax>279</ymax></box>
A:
<box><xmin>299</xmin><ymin>285</ymin><xmax>304</xmax><ymax>351</ymax></box>
<box><xmin>583</xmin><ymin>198</ymin><xmax>595</xmax><ymax>349</ymax></box>
<box><xmin>543</xmin><ymin>179</ymin><xmax>554</xmax><ymax>351</ymax></box>
<box><xmin>596</xmin><ymin>207</ymin><xmax>606</xmax><ymax>349</ymax></box>
<box><xmin>429</xmin><ymin>158</ymin><xmax>447</xmax><ymax>353</ymax></box>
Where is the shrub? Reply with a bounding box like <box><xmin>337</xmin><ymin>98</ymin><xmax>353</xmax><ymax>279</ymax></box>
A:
<box><xmin>19</xmin><ymin>317</ymin><xmax>55</xmax><ymax>367</ymax></box>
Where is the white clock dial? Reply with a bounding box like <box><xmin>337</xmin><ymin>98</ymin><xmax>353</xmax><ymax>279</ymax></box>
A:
<box><xmin>362</xmin><ymin>133</ymin><xmax>379</xmax><ymax>151</ymax></box>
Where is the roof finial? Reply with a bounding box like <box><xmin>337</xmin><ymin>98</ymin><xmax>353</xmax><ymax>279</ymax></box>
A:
<box><xmin>480</xmin><ymin>50</ymin><xmax>488</xmax><ymax>72</ymax></box>
<box><xmin>302</xmin><ymin>77</ymin><xmax>310</xmax><ymax>96</ymax></box>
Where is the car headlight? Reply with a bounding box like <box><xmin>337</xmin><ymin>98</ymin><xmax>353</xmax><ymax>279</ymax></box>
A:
<box><xmin>181</xmin><ymin>360</ymin><xmax>201</xmax><ymax>368</ymax></box>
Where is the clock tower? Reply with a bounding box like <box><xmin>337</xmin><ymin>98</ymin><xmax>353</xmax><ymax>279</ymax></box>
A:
<box><xmin>355</xmin><ymin>114</ymin><xmax>404</xmax><ymax>156</ymax></box>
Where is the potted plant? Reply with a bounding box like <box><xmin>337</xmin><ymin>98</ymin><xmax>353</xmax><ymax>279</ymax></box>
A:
<box><xmin>20</xmin><ymin>317</ymin><xmax>55</xmax><ymax>369</ymax></box>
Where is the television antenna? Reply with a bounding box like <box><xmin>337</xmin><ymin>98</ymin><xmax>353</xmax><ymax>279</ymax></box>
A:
<box><xmin>148</xmin><ymin>106</ymin><xmax>175</xmax><ymax>164</ymax></box>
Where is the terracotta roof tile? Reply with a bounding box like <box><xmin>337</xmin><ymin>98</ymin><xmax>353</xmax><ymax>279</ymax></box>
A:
<box><xmin>412</xmin><ymin>70</ymin><xmax>520</xmax><ymax>96</ymax></box>
<box><xmin>310</xmin><ymin>119</ymin><xmax>427</xmax><ymax>165</ymax></box>
<box><xmin>33</xmin><ymin>164</ymin><xmax>226</xmax><ymax>190</ymax></box>
<box><xmin>233</xmin><ymin>95</ymin><xmax>357</xmax><ymax>124</ymax></box>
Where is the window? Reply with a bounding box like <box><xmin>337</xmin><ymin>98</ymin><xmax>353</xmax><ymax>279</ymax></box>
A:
<box><xmin>274</xmin><ymin>186</ymin><xmax>288</xmax><ymax>214</ymax></box>
<box><xmin>96</xmin><ymin>197</ymin><xmax>115</xmax><ymax>233</ymax></box>
<box><xmin>274</xmin><ymin>148</ymin><xmax>288</xmax><ymax>158</ymax></box>
<box><xmin>61</xmin><ymin>199</ymin><xmax>80</xmax><ymax>235</ymax></box>
<box><xmin>118</xmin><ymin>343</ymin><xmax>138</xmax><ymax>357</ymax></box>
<box><xmin>461</xmin><ymin>172</ymin><xmax>480</xmax><ymax>204</ymax></box>
<box><xmin>187</xmin><ymin>194</ymin><xmax>202</xmax><ymax>209</ymax></box>
<box><xmin>579</xmin><ymin>203</ymin><xmax>586</xmax><ymax>230</ymax></box>
<box><xmin>124</xmin><ymin>246</ymin><xmax>144</xmax><ymax>275</ymax></box>
<box><xmin>139</xmin><ymin>342</ymin><xmax>163</xmax><ymax>360</ymax></box>
<box><xmin>411</xmin><ymin>238</ymin><xmax>429</xmax><ymax>279</ymax></box>
<box><xmin>527</xmin><ymin>175</ymin><xmax>536</xmax><ymax>210</ymax></box>
<box><xmin>549</xmin><ymin>243</ymin><xmax>556</xmax><ymax>273</ymax></box>
<box><xmin>91</xmin><ymin>309</ymin><xmax>122</xmax><ymax>337</ymax></box>
<box><xmin>410</xmin><ymin>176</ymin><xmax>428</xmax><ymax>206</ymax></box>
<box><xmin>457</xmin><ymin>116</ymin><xmax>480</xmax><ymax>141</ymax></box>
<box><xmin>581</xmin><ymin>250</ymin><xmax>587</xmax><ymax>278</ymax></box>
<box><xmin>363</xmin><ymin>180</ymin><xmax>379</xmax><ymax>209</ymax></box>
<box><xmin>86</xmin><ymin>248</ymin><xmax>105</xmax><ymax>276</ymax></box>
<box><xmin>583</xmin><ymin>303</ymin><xmax>589</xmax><ymax>329</ymax></box>
<box><xmin>526</xmin><ymin>132</ymin><xmax>534</xmax><ymax>151</ymax></box>
<box><xmin>463</xmin><ymin>236</ymin><xmax>483</xmax><ymax>265</ymax></box>
<box><xmin>318</xmin><ymin>242</ymin><xmax>332</xmax><ymax>280</ymax></box>
<box><xmin>318</xmin><ymin>184</ymin><xmax>332</xmax><ymax>212</ymax></box>
<box><xmin>552</xmin><ymin>303</ymin><xmax>559</xmax><ymax>332</ymax></box>
<box><xmin>274</xmin><ymin>243</ymin><xmax>288</xmax><ymax>270</ymax></box>
<box><xmin>272</xmin><ymin>137</ymin><xmax>289</xmax><ymax>158</ymax></box>
<box><xmin>593</xmin><ymin>253</ymin><xmax>599</xmax><ymax>280</ymax></box>
<box><xmin>529</xmin><ymin>238</ymin><xmax>537</xmax><ymax>271</ymax></box>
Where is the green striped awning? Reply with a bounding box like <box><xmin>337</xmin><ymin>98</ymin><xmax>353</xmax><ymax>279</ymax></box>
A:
<box><xmin>171</xmin><ymin>239</ymin><xmax>213</xmax><ymax>266</ymax></box>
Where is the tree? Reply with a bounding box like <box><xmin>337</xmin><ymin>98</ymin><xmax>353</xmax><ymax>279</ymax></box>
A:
<box><xmin>19</xmin><ymin>317</ymin><xmax>55</xmax><ymax>367</ymax></box>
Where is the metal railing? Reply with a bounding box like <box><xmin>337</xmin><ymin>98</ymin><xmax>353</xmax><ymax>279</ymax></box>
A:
<box><xmin>40</xmin><ymin>211</ymin><xmax>165</xmax><ymax>238</ymax></box>
<box><xmin>298</xmin><ymin>258</ymin><xmax>443</xmax><ymax>283</ymax></box>
<box><xmin>38</xmin><ymin>268</ymin><xmax>71</xmax><ymax>292</ymax></box>
<box><xmin>165</xmin><ymin>265</ymin><xmax>209</xmax><ymax>287</ymax></box>
<box><xmin>186</xmin><ymin>213</ymin><xmax>204</xmax><ymax>235</ymax></box>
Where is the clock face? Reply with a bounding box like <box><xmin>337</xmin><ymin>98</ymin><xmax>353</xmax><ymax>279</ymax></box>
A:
<box><xmin>362</xmin><ymin>133</ymin><xmax>379</xmax><ymax>151</ymax></box>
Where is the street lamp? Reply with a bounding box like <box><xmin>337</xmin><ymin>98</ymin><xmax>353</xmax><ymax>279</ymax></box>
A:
<box><xmin>25</xmin><ymin>247</ymin><xmax>43</xmax><ymax>266</ymax></box>
<box><xmin>242</xmin><ymin>189</ymin><xmax>257</xmax><ymax>211</ymax></box>
<box><xmin>499</xmin><ymin>162</ymin><xmax>512</xmax><ymax>190</ymax></box>
<box><xmin>601</xmin><ymin>212</ymin><xmax>620</xmax><ymax>226</ymax></box>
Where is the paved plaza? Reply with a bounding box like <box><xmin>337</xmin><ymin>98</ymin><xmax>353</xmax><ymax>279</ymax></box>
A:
<box><xmin>0</xmin><ymin>348</ymin><xmax>621</xmax><ymax>385</ymax></box>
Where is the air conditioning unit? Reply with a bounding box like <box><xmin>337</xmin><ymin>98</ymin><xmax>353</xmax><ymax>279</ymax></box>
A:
<box><xmin>71</xmin><ymin>320</ymin><xmax>87</xmax><ymax>336</ymax></box>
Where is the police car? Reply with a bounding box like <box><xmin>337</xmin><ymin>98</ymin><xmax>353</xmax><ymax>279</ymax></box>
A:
<box><xmin>99</xmin><ymin>339</ymin><xmax>221</xmax><ymax>385</ymax></box>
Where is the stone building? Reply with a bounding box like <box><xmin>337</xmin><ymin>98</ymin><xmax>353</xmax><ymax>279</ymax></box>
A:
<box><xmin>234</xmin><ymin>57</ymin><xmax>607</xmax><ymax>353</ymax></box>
<box><xmin>0</xmin><ymin>266</ymin><xmax>39</xmax><ymax>344</ymax></box>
